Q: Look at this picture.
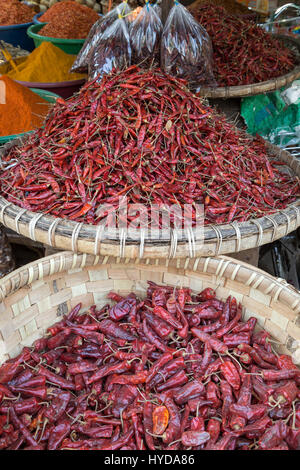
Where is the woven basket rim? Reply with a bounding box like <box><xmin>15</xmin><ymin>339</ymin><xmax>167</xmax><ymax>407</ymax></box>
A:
<box><xmin>199</xmin><ymin>34</ymin><xmax>300</xmax><ymax>98</ymax></box>
<box><xmin>1</xmin><ymin>251</ymin><xmax>300</xmax><ymax>316</ymax></box>
<box><xmin>0</xmin><ymin>139</ymin><xmax>300</xmax><ymax>258</ymax></box>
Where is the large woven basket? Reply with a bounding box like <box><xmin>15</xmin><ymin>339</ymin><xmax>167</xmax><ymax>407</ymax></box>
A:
<box><xmin>0</xmin><ymin>251</ymin><xmax>299</xmax><ymax>366</ymax></box>
<box><xmin>199</xmin><ymin>35</ymin><xmax>300</xmax><ymax>99</ymax></box>
<box><xmin>0</xmin><ymin>140</ymin><xmax>300</xmax><ymax>259</ymax></box>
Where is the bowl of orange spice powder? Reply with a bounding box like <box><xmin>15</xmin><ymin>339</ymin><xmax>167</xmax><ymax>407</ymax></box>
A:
<box><xmin>0</xmin><ymin>76</ymin><xmax>58</xmax><ymax>144</ymax></box>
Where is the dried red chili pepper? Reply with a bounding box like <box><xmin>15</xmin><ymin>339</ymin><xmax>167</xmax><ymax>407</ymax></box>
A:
<box><xmin>159</xmin><ymin>394</ymin><xmax>181</xmax><ymax>445</ymax></box>
<box><xmin>206</xmin><ymin>381</ymin><xmax>221</xmax><ymax>409</ymax></box>
<box><xmin>262</xmin><ymin>369</ymin><xmax>300</xmax><ymax>382</ymax></box>
<box><xmin>152</xmin><ymin>405</ymin><xmax>169</xmax><ymax>436</ymax></box>
<box><xmin>109</xmin><ymin>297</ymin><xmax>137</xmax><ymax>322</ymax></box>
<box><xmin>197</xmin><ymin>288</ymin><xmax>216</xmax><ymax>301</ymax></box>
<box><xmin>9</xmin><ymin>407</ymin><xmax>43</xmax><ymax>450</ymax></box>
<box><xmin>229</xmin><ymin>374</ymin><xmax>252</xmax><ymax>431</ymax></box>
<box><xmin>156</xmin><ymin>370</ymin><xmax>189</xmax><ymax>393</ymax></box>
<box><xmin>0</xmin><ymin>398</ymin><xmax>40</xmax><ymax>416</ymax></box>
<box><xmin>98</xmin><ymin>319</ymin><xmax>135</xmax><ymax>342</ymax></box>
<box><xmin>152</xmin><ymin>305</ymin><xmax>183</xmax><ymax>329</ymax></box>
<box><xmin>220</xmin><ymin>381</ymin><xmax>233</xmax><ymax>428</ymax></box>
<box><xmin>258</xmin><ymin>421</ymin><xmax>288</xmax><ymax>450</ymax></box>
<box><xmin>0</xmin><ymin>349</ymin><xmax>30</xmax><ymax>384</ymax></box>
<box><xmin>173</xmin><ymin>380</ymin><xmax>205</xmax><ymax>405</ymax></box>
<box><xmin>181</xmin><ymin>430</ymin><xmax>211</xmax><ymax>447</ymax></box>
<box><xmin>220</xmin><ymin>360</ymin><xmax>241</xmax><ymax>390</ymax></box>
<box><xmin>143</xmin><ymin>401</ymin><xmax>155</xmax><ymax>450</ymax></box>
<box><xmin>47</xmin><ymin>421</ymin><xmax>71</xmax><ymax>450</ymax></box>
<box><xmin>206</xmin><ymin>418</ymin><xmax>221</xmax><ymax>444</ymax></box>
<box><xmin>44</xmin><ymin>391</ymin><xmax>71</xmax><ymax>423</ymax></box>
<box><xmin>191</xmin><ymin>328</ymin><xmax>228</xmax><ymax>354</ymax></box>
<box><xmin>147</xmin><ymin>357</ymin><xmax>186</xmax><ymax>390</ymax></box>
<box><xmin>87</xmin><ymin>360</ymin><xmax>132</xmax><ymax>385</ymax></box>
<box><xmin>146</xmin><ymin>352</ymin><xmax>173</xmax><ymax>385</ymax></box>
<box><xmin>99</xmin><ymin>429</ymin><xmax>134</xmax><ymax>450</ymax></box>
<box><xmin>270</xmin><ymin>381</ymin><xmax>298</xmax><ymax>406</ymax></box>
<box><xmin>109</xmin><ymin>371</ymin><xmax>148</xmax><ymax>386</ymax></box>
<box><xmin>229</xmin><ymin>404</ymin><xmax>267</xmax><ymax>421</ymax></box>
<box><xmin>144</xmin><ymin>310</ymin><xmax>173</xmax><ymax>338</ymax></box>
<box><xmin>37</xmin><ymin>366</ymin><xmax>76</xmax><ymax>390</ymax></box>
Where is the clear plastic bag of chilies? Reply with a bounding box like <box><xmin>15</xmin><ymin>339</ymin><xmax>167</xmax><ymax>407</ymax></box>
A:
<box><xmin>130</xmin><ymin>1</ymin><xmax>163</xmax><ymax>67</ymax></box>
<box><xmin>71</xmin><ymin>1</ymin><xmax>131</xmax><ymax>74</ymax></box>
<box><xmin>89</xmin><ymin>15</ymin><xmax>131</xmax><ymax>81</ymax></box>
<box><xmin>160</xmin><ymin>1</ymin><xmax>217</xmax><ymax>91</ymax></box>
<box><xmin>152</xmin><ymin>3</ymin><xmax>161</xmax><ymax>19</ymax></box>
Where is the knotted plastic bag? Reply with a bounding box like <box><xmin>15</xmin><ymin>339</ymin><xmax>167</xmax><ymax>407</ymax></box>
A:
<box><xmin>160</xmin><ymin>2</ymin><xmax>217</xmax><ymax>90</ymax></box>
<box><xmin>130</xmin><ymin>2</ymin><xmax>163</xmax><ymax>67</ymax></box>
<box><xmin>89</xmin><ymin>15</ymin><xmax>131</xmax><ymax>81</ymax></box>
<box><xmin>71</xmin><ymin>1</ymin><xmax>131</xmax><ymax>74</ymax></box>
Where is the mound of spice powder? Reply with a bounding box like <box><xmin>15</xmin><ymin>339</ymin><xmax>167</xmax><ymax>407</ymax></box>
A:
<box><xmin>0</xmin><ymin>66</ymin><xmax>299</xmax><ymax>225</ymax></box>
<box><xmin>192</xmin><ymin>4</ymin><xmax>296</xmax><ymax>86</ymax></box>
<box><xmin>4</xmin><ymin>42</ymin><xmax>86</xmax><ymax>83</ymax></box>
<box><xmin>0</xmin><ymin>76</ymin><xmax>51</xmax><ymax>136</ymax></box>
<box><xmin>39</xmin><ymin>1</ymin><xmax>100</xmax><ymax>39</ymax></box>
<box><xmin>0</xmin><ymin>0</ymin><xmax>34</xmax><ymax>26</ymax></box>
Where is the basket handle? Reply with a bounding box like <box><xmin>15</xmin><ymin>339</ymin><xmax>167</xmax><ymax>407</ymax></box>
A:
<box><xmin>272</xmin><ymin>3</ymin><xmax>300</xmax><ymax>21</ymax></box>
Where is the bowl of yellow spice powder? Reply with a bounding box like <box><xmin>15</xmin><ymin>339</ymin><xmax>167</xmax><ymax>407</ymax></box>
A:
<box><xmin>0</xmin><ymin>42</ymin><xmax>86</xmax><ymax>99</ymax></box>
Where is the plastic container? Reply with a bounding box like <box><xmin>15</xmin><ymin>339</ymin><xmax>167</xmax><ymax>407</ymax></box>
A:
<box><xmin>0</xmin><ymin>21</ymin><xmax>35</xmax><ymax>51</ymax></box>
<box><xmin>34</xmin><ymin>12</ymin><xmax>102</xmax><ymax>25</ymax></box>
<box><xmin>0</xmin><ymin>88</ymin><xmax>59</xmax><ymax>145</ymax></box>
<box><xmin>27</xmin><ymin>24</ymin><xmax>85</xmax><ymax>55</ymax></box>
<box><xmin>33</xmin><ymin>13</ymin><xmax>43</xmax><ymax>24</ymax></box>
<box><xmin>15</xmin><ymin>78</ymin><xmax>86</xmax><ymax>99</ymax></box>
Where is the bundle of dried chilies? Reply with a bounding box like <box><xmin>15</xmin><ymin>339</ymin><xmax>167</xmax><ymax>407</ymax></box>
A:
<box><xmin>0</xmin><ymin>283</ymin><xmax>299</xmax><ymax>450</ymax></box>
<box><xmin>88</xmin><ymin>15</ymin><xmax>131</xmax><ymax>81</ymax></box>
<box><xmin>71</xmin><ymin>1</ymin><xmax>131</xmax><ymax>74</ymax></box>
<box><xmin>192</xmin><ymin>4</ymin><xmax>296</xmax><ymax>86</ymax></box>
<box><xmin>130</xmin><ymin>2</ymin><xmax>162</xmax><ymax>68</ymax></box>
<box><xmin>161</xmin><ymin>2</ymin><xmax>216</xmax><ymax>90</ymax></box>
<box><xmin>0</xmin><ymin>67</ymin><xmax>299</xmax><ymax>227</ymax></box>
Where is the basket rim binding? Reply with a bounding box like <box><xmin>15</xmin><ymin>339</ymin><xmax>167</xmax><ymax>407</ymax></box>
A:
<box><xmin>0</xmin><ymin>139</ymin><xmax>300</xmax><ymax>258</ymax></box>
<box><xmin>0</xmin><ymin>250</ymin><xmax>298</xmax><ymax>304</ymax></box>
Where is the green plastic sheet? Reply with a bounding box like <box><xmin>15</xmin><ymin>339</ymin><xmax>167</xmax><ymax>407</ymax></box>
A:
<box><xmin>241</xmin><ymin>81</ymin><xmax>300</xmax><ymax>148</ymax></box>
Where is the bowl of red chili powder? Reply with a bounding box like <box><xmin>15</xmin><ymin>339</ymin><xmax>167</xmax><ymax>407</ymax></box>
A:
<box><xmin>0</xmin><ymin>0</ymin><xmax>35</xmax><ymax>51</ymax></box>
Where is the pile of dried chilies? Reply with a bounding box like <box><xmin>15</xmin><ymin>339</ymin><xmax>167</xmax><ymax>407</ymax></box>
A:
<box><xmin>0</xmin><ymin>283</ymin><xmax>299</xmax><ymax>450</ymax></box>
<box><xmin>192</xmin><ymin>5</ymin><xmax>296</xmax><ymax>86</ymax></box>
<box><xmin>188</xmin><ymin>0</ymin><xmax>259</xmax><ymax>17</ymax></box>
<box><xmin>0</xmin><ymin>66</ymin><xmax>299</xmax><ymax>227</ymax></box>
